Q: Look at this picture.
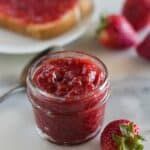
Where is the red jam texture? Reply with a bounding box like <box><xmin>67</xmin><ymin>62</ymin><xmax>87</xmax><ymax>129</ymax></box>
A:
<box><xmin>0</xmin><ymin>0</ymin><xmax>77</xmax><ymax>24</ymax></box>
<box><xmin>27</xmin><ymin>54</ymin><xmax>109</xmax><ymax>144</ymax></box>
<box><xmin>33</xmin><ymin>58</ymin><xmax>104</xmax><ymax>98</ymax></box>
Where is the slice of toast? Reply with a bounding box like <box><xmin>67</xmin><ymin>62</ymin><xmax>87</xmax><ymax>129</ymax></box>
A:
<box><xmin>0</xmin><ymin>0</ymin><xmax>93</xmax><ymax>39</ymax></box>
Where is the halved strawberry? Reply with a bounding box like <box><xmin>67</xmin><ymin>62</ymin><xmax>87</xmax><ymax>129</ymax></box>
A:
<box><xmin>122</xmin><ymin>0</ymin><xmax>150</xmax><ymax>31</ymax></box>
<box><xmin>136</xmin><ymin>33</ymin><xmax>150</xmax><ymax>60</ymax></box>
<box><xmin>101</xmin><ymin>119</ymin><xmax>144</xmax><ymax>150</ymax></box>
<box><xmin>97</xmin><ymin>15</ymin><xmax>138</xmax><ymax>50</ymax></box>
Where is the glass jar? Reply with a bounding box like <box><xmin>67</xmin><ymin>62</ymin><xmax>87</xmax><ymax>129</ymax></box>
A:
<box><xmin>27</xmin><ymin>51</ymin><xmax>110</xmax><ymax>145</ymax></box>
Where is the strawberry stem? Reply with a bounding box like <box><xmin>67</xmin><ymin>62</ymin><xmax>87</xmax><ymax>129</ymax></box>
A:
<box><xmin>96</xmin><ymin>15</ymin><xmax>108</xmax><ymax>34</ymax></box>
<box><xmin>112</xmin><ymin>123</ymin><xmax>144</xmax><ymax>150</ymax></box>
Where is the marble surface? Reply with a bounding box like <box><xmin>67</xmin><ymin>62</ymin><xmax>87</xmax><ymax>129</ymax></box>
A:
<box><xmin>0</xmin><ymin>0</ymin><xmax>150</xmax><ymax>149</ymax></box>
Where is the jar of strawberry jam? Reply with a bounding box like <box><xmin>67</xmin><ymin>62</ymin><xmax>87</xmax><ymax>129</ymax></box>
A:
<box><xmin>27</xmin><ymin>51</ymin><xmax>110</xmax><ymax>145</ymax></box>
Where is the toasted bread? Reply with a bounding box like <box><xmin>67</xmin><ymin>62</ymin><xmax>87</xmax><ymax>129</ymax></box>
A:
<box><xmin>0</xmin><ymin>0</ymin><xmax>93</xmax><ymax>39</ymax></box>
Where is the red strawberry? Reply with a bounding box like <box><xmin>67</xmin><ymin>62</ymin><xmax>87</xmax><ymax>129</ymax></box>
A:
<box><xmin>136</xmin><ymin>33</ymin><xmax>150</xmax><ymax>60</ymax></box>
<box><xmin>122</xmin><ymin>0</ymin><xmax>150</xmax><ymax>31</ymax></box>
<box><xmin>101</xmin><ymin>119</ymin><xmax>144</xmax><ymax>150</ymax></box>
<box><xmin>97</xmin><ymin>15</ymin><xmax>138</xmax><ymax>50</ymax></box>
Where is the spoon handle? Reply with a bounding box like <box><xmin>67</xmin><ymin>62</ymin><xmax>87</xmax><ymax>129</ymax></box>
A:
<box><xmin>0</xmin><ymin>46</ymin><xmax>63</xmax><ymax>103</ymax></box>
<box><xmin>0</xmin><ymin>85</ymin><xmax>25</xmax><ymax>103</ymax></box>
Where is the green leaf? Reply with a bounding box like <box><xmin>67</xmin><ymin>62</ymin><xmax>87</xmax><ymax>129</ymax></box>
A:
<box><xmin>112</xmin><ymin>134</ymin><xmax>127</xmax><ymax>150</ymax></box>
<box><xmin>136</xmin><ymin>135</ymin><xmax>145</xmax><ymax>141</ymax></box>
<box><xmin>112</xmin><ymin>134</ymin><xmax>122</xmax><ymax>145</ymax></box>
<box><xmin>136</xmin><ymin>144</ymin><xmax>144</xmax><ymax>150</ymax></box>
<box><xmin>96</xmin><ymin>15</ymin><xmax>108</xmax><ymax>34</ymax></box>
<box><xmin>112</xmin><ymin>123</ymin><xmax>145</xmax><ymax>150</ymax></box>
<box><xmin>120</xmin><ymin>125</ymin><xmax>129</xmax><ymax>136</ymax></box>
<box><xmin>129</xmin><ymin>123</ymin><xmax>134</xmax><ymax>132</ymax></box>
<box><xmin>119</xmin><ymin>138</ymin><xmax>127</xmax><ymax>150</ymax></box>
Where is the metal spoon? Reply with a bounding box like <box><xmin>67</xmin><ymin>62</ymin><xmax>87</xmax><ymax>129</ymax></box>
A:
<box><xmin>0</xmin><ymin>46</ymin><xmax>61</xmax><ymax>103</ymax></box>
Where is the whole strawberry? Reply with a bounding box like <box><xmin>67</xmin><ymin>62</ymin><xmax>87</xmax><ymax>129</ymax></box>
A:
<box><xmin>122</xmin><ymin>0</ymin><xmax>150</xmax><ymax>31</ymax></box>
<box><xmin>97</xmin><ymin>15</ymin><xmax>138</xmax><ymax>50</ymax></box>
<box><xmin>101</xmin><ymin>119</ymin><xmax>144</xmax><ymax>150</ymax></box>
<box><xmin>136</xmin><ymin>33</ymin><xmax>150</xmax><ymax>60</ymax></box>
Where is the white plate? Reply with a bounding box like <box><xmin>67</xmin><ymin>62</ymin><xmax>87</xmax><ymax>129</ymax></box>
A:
<box><xmin>0</xmin><ymin>2</ymin><xmax>97</xmax><ymax>55</ymax></box>
<box><xmin>0</xmin><ymin>77</ymin><xmax>149</xmax><ymax>150</ymax></box>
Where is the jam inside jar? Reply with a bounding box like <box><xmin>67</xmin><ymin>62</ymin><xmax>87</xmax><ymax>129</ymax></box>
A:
<box><xmin>27</xmin><ymin>51</ymin><xmax>110</xmax><ymax>145</ymax></box>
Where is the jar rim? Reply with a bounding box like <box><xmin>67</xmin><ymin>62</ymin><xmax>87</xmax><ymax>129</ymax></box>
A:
<box><xmin>27</xmin><ymin>50</ymin><xmax>109</xmax><ymax>102</ymax></box>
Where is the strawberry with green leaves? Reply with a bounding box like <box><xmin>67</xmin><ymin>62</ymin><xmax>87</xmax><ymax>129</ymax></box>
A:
<box><xmin>101</xmin><ymin>119</ymin><xmax>144</xmax><ymax>150</ymax></box>
<box><xmin>97</xmin><ymin>15</ymin><xmax>138</xmax><ymax>50</ymax></box>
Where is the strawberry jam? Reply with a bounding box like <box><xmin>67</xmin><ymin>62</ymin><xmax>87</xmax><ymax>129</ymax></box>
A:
<box><xmin>0</xmin><ymin>0</ymin><xmax>77</xmax><ymax>24</ymax></box>
<box><xmin>27</xmin><ymin>51</ymin><xmax>110</xmax><ymax>145</ymax></box>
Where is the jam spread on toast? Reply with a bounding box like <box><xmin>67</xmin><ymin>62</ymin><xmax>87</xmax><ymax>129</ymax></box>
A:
<box><xmin>0</xmin><ymin>0</ymin><xmax>77</xmax><ymax>24</ymax></box>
